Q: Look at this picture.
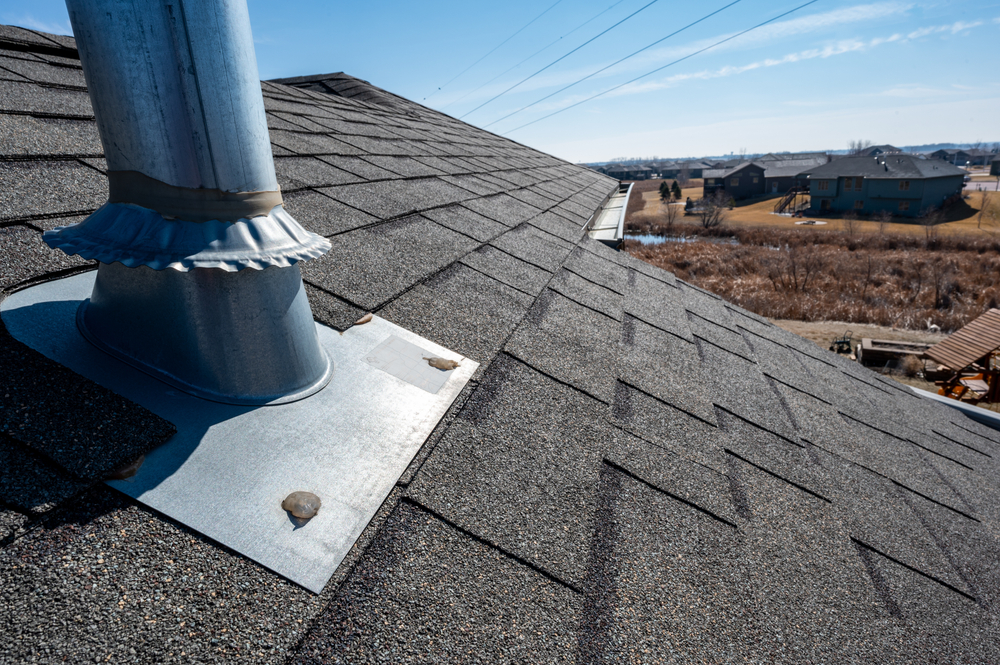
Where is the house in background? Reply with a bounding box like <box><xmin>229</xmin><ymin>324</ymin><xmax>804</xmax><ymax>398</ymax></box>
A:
<box><xmin>992</xmin><ymin>156</ymin><xmax>1000</xmax><ymax>176</ymax></box>
<box><xmin>702</xmin><ymin>162</ymin><xmax>767</xmax><ymax>200</ymax></box>
<box><xmin>930</xmin><ymin>149</ymin><xmax>995</xmax><ymax>167</ymax></box>
<box><xmin>603</xmin><ymin>163</ymin><xmax>652</xmax><ymax>180</ymax></box>
<box><xmin>678</xmin><ymin>159</ymin><xmax>714</xmax><ymax>178</ymax></box>
<box><xmin>759</xmin><ymin>151</ymin><xmax>831</xmax><ymax>163</ymax></box>
<box><xmin>803</xmin><ymin>154</ymin><xmax>965</xmax><ymax>217</ymax></box>
<box><xmin>760</xmin><ymin>154</ymin><xmax>830</xmax><ymax>193</ymax></box>
<box><xmin>859</xmin><ymin>144</ymin><xmax>902</xmax><ymax>157</ymax></box>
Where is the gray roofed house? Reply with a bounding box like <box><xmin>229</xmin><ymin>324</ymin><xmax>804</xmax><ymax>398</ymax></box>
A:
<box><xmin>859</xmin><ymin>144</ymin><xmax>903</xmax><ymax>157</ymax></box>
<box><xmin>992</xmin><ymin>155</ymin><xmax>1000</xmax><ymax>176</ymax></box>
<box><xmin>762</xmin><ymin>156</ymin><xmax>830</xmax><ymax>194</ymax></box>
<box><xmin>803</xmin><ymin>154</ymin><xmax>966</xmax><ymax>217</ymax></box>
<box><xmin>759</xmin><ymin>151</ymin><xmax>830</xmax><ymax>163</ymax></box>
<box><xmin>4</xmin><ymin>23</ymin><xmax>1000</xmax><ymax>665</ymax></box>
<box><xmin>702</xmin><ymin>161</ymin><xmax>767</xmax><ymax>200</ymax></box>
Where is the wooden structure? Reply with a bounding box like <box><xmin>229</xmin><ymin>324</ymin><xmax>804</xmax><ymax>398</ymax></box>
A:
<box><xmin>926</xmin><ymin>309</ymin><xmax>1000</xmax><ymax>406</ymax></box>
<box><xmin>857</xmin><ymin>338</ymin><xmax>933</xmax><ymax>367</ymax></box>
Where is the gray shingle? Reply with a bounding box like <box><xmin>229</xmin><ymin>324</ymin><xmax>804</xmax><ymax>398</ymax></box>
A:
<box><xmin>282</xmin><ymin>189</ymin><xmax>377</xmax><ymax>237</ymax></box>
<box><xmin>290</xmin><ymin>501</ymin><xmax>582</xmax><ymax>663</ymax></box>
<box><xmin>0</xmin><ymin>225</ymin><xmax>90</xmax><ymax>290</ymax></box>
<box><xmin>380</xmin><ymin>263</ymin><xmax>533</xmax><ymax>365</ymax></box>
<box><xmin>0</xmin><ymin>113</ymin><xmax>100</xmax><ymax>157</ymax></box>
<box><xmin>0</xmin><ymin>160</ymin><xmax>106</xmax><ymax>220</ymax></box>
<box><xmin>274</xmin><ymin>155</ymin><xmax>361</xmax><ymax>189</ymax></box>
<box><xmin>409</xmin><ymin>355</ymin><xmax>625</xmax><ymax>587</ymax></box>
<box><xmin>460</xmin><ymin>244</ymin><xmax>551</xmax><ymax>296</ymax></box>
<box><xmin>421</xmin><ymin>203</ymin><xmax>506</xmax><ymax>242</ymax></box>
<box><xmin>300</xmin><ymin>215</ymin><xmax>478</xmax><ymax>309</ymax></box>
<box><xmin>506</xmin><ymin>291</ymin><xmax>620</xmax><ymax>403</ymax></box>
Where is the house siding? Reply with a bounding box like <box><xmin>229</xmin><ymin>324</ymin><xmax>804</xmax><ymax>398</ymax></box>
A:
<box><xmin>704</xmin><ymin>164</ymin><xmax>766</xmax><ymax>200</ymax></box>
<box><xmin>809</xmin><ymin>175</ymin><xmax>963</xmax><ymax>217</ymax></box>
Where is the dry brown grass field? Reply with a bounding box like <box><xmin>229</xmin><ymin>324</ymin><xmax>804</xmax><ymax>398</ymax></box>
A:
<box><xmin>624</xmin><ymin>221</ymin><xmax>1000</xmax><ymax>333</ymax></box>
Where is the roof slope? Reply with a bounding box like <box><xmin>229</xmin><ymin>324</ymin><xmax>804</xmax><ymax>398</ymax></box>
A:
<box><xmin>763</xmin><ymin>156</ymin><xmax>829</xmax><ymax>178</ymax></box>
<box><xmin>703</xmin><ymin>161</ymin><xmax>765</xmax><ymax>179</ymax></box>
<box><xmin>3</xmin><ymin>27</ymin><xmax>1000</xmax><ymax>665</ymax></box>
<box><xmin>805</xmin><ymin>154</ymin><xmax>966</xmax><ymax>179</ymax></box>
<box><xmin>927</xmin><ymin>308</ymin><xmax>1000</xmax><ymax>370</ymax></box>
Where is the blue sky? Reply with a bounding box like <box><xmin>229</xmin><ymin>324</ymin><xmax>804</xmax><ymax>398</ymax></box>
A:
<box><xmin>5</xmin><ymin>0</ymin><xmax>999</xmax><ymax>163</ymax></box>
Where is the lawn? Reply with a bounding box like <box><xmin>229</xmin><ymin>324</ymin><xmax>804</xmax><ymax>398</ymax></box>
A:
<box><xmin>630</xmin><ymin>187</ymin><xmax>1000</xmax><ymax>238</ymax></box>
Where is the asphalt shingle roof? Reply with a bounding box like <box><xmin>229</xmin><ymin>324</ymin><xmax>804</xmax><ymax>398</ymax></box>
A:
<box><xmin>3</xmin><ymin>26</ymin><xmax>1000</xmax><ymax>664</ymax></box>
<box><xmin>806</xmin><ymin>154</ymin><xmax>967</xmax><ymax>179</ymax></box>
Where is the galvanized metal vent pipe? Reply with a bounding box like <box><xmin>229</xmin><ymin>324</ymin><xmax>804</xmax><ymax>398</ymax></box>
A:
<box><xmin>44</xmin><ymin>0</ymin><xmax>332</xmax><ymax>404</ymax></box>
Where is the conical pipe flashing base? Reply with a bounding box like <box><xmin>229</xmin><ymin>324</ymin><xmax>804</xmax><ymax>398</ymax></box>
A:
<box><xmin>78</xmin><ymin>262</ymin><xmax>332</xmax><ymax>406</ymax></box>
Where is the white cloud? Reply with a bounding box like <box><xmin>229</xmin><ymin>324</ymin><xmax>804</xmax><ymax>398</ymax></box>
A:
<box><xmin>907</xmin><ymin>19</ymin><xmax>983</xmax><ymax>39</ymax></box>
<box><xmin>443</xmin><ymin>2</ymin><xmax>914</xmax><ymax>111</ymax></box>
<box><xmin>634</xmin><ymin>2</ymin><xmax>912</xmax><ymax>66</ymax></box>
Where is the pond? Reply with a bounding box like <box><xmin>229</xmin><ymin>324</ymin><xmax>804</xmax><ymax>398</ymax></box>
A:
<box><xmin>624</xmin><ymin>234</ymin><xmax>740</xmax><ymax>246</ymax></box>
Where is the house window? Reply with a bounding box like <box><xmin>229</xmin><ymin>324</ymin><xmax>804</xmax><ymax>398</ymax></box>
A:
<box><xmin>817</xmin><ymin>180</ymin><xmax>829</xmax><ymax>191</ymax></box>
<box><xmin>854</xmin><ymin>200</ymin><xmax>864</xmax><ymax>210</ymax></box>
<box><xmin>899</xmin><ymin>201</ymin><xmax>910</xmax><ymax>211</ymax></box>
<box><xmin>820</xmin><ymin>199</ymin><xmax>831</xmax><ymax>210</ymax></box>
<box><xmin>899</xmin><ymin>180</ymin><xmax>910</xmax><ymax>191</ymax></box>
<box><xmin>752</xmin><ymin>176</ymin><xmax>759</xmax><ymax>183</ymax></box>
<box><xmin>853</xmin><ymin>177</ymin><xmax>863</xmax><ymax>191</ymax></box>
<box><xmin>844</xmin><ymin>177</ymin><xmax>853</xmax><ymax>190</ymax></box>
<box><xmin>707</xmin><ymin>178</ymin><xmax>715</xmax><ymax>185</ymax></box>
<box><xmin>731</xmin><ymin>178</ymin><xmax>739</xmax><ymax>186</ymax></box>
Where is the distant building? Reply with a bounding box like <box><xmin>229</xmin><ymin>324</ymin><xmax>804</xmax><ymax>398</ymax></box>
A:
<box><xmin>759</xmin><ymin>151</ymin><xmax>830</xmax><ymax>163</ymax></box>
<box><xmin>604</xmin><ymin>164</ymin><xmax>652</xmax><ymax>181</ymax></box>
<box><xmin>858</xmin><ymin>144</ymin><xmax>902</xmax><ymax>157</ymax></box>
<box><xmin>992</xmin><ymin>156</ymin><xmax>1000</xmax><ymax>176</ymax></box>
<box><xmin>761</xmin><ymin>155</ymin><xmax>830</xmax><ymax>193</ymax></box>
<box><xmin>678</xmin><ymin>160</ymin><xmax>714</xmax><ymax>178</ymax></box>
<box><xmin>803</xmin><ymin>154</ymin><xmax>965</xmax><ymax>217</ymax></box>
<box><xmin>930</xmin><ymin>149</ymin><xmax>994</xmax><ymax>166</ymax></box>
<box><xmin>702</xmin><ymin>162</ymin><xmax>767</xmax><ymax>200</ymax></box>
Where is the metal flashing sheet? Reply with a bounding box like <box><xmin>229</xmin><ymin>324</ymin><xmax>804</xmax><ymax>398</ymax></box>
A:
<box><xmin>364</xmin><ymin>334</ymin><xmax>455</xmax><ymax>394</ymax></box>
<box><xmin>1</xmin><ymin>272</ymin><xmax>477</xmax><ymax>593</ymax></box>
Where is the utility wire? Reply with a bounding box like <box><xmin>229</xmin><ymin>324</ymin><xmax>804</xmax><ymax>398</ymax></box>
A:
<box><xmin>423</xmin><ymin>0</ymin><xmax>565</xmax><ymax>101</ymax></box>
<box><xmin>441</xmin><ymin>0</ymin><xmax>629</xmax><ymax>112</ymax></box>
<box><xmin>502</xmin><ymin>0</ymin><xmax>822</xmax><ymax>135</ymax></box>
<box><xmin>460</xmin><ymin>0</ymin><xmax>662</xmax><ymax>119</ymax></box>
<box><xmin>483</xmin><ymin>0</ymin><xmax>743</xmax><ymax>129</ymax></box>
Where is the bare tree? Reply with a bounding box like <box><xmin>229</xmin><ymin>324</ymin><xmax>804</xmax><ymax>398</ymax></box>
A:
<box><xmin>662</xmin><ymin>196</ymin><xmax>680</xmax><ymax>236</ymax></box>
<box><xmin>848</xmin><ymin>139</ymin><xmax>874</xmax><ymax>156</ymax></box>
<box><xmin>738</xmin><ymin>147</ymin><xmax>747</xmax><ymax>161</ymax></box>
<box><xmin>697</xmin><ymin>190</ymin><xmax>728</xmax><ymax>229</ymax></box>
<box><xmin>978</xmin><ymin>189</ymin><xmax>989</xmax><ymax>229</ymax></box>
<box><xmin>971</xmin><ymin>140</ymin><xmax>985</xmax><ymax>166</ymax></box>
<box><xmin>678</xmin><ymin>166</ymin><xmax>691</xmax><ymax>187</ymax></box>
<box><xmin>764</xmin><ymin>246</ymin><xmax>819</xmax><ymax>293</ymax></box>
<box><xmin>876</xmin><ymin>209</ymin><xmax>892</xmax><ymax>235</ymax></box>
<box><xmin>842</xmin><ymin>210</ymin><xmax>859</xmax><ymax>237</ymax></box>
<box><xmin>921</xmin><ymin>206</ymin><xmax>943</xmax><ymax>246</ymax></box>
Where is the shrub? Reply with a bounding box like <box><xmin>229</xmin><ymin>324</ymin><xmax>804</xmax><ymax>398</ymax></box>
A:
<box><xmin>902</xmin><ymin>355</ymin><xmax>923</xmax><ymax>377</ymax></box>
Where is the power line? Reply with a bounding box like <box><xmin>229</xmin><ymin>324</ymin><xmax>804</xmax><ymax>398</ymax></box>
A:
<box><xmin>423</xmin><ymin>0</ymin><xmax>565</xmax><ymax>102</ymax></box>
<box><xmin>460</xmin><ymin>0</ymin><xmax>662</xmax><ymax>119</ymax></box>
<box><xmin>502</xmin><ymin>0</ymin><xmax>822</xmax><ymax>135</ymax></box>
<box><xmin>483</xmin><ymin>0</ymin><xmax>744</xmax><ymax>129</ymax></box>
<box><xmin>441</xmin><ymin>0</ymin><xmax>629</xmax><ymax>112</ymax></box>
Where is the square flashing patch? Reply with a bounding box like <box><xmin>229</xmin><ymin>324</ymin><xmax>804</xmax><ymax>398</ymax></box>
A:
<box><xmin>365</xmin><ymin>335</ymin><xmax>462</xmax><ymax>394</ymax></box>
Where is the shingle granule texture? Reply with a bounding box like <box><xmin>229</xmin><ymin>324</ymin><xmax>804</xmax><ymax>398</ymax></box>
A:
<box><xmin>3</xmin><ymin>27</ymin><xmax>1000</xmax><ymax>665</ymax></box>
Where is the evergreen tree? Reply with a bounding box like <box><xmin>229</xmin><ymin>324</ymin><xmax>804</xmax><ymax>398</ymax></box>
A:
<box><xmin>671</xmin><ymin>180</ymin><xmax>682</xmax><ymax>199</ymax></box>
<box><xmin>659</xmin><ymin>181</ymin><xmax>670</xmax><ymax>202</ymax></box>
